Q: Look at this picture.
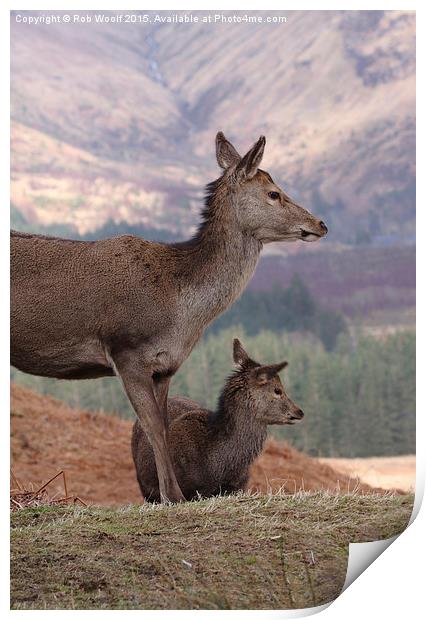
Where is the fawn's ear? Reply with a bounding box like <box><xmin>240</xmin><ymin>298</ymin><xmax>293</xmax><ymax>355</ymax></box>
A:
<box><xmin>255</xmin><ymin>361</ymin><xmax>288</xmax><ymax>384</ymax></box>
<box><xmin>216</xmin><ymin>132</ymin><xmax>241</xmax><ymax>169</ymax></box>
<box><xmin>233</xmin><ymin>338</ymin><xmax>258</xmax><ymax>370</ymax></box>
<box><xmin>235</xmin><ymin>135</ymin><xmax>266</xmax><ymax>181</ymax></box>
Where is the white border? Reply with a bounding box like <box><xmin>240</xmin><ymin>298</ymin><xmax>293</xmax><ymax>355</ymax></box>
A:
<box><xmin>2</xmin><ymin>2</ymin><xmax>422</xmax><ymax>618</ymax></box>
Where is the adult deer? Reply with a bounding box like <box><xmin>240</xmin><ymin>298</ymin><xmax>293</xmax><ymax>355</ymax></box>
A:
<box><xmin>11</xmin><ymin>132</ymin><xmax>327</xmax><ymax>502</ymax></box>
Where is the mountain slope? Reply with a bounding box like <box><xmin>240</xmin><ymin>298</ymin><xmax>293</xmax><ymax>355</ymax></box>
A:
<box><xmin>11</xmin><ymin>10</ymin><xmax>415</xmax><ymax>243</ymax></box>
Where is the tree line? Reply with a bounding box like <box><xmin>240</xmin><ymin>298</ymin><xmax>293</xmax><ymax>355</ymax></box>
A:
<box><xmin>208</xmin><ymin>275</ymin><xmax>347</xmax><ymax>350</ymax></box>
<box><xmin>11</xmin><ymin>327</ymin><xmax>415</xmax><ymax>458</ymax></box>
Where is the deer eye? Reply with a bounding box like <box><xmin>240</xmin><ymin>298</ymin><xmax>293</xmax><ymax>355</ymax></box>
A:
<box><xmin>268</xmin><ymin>191</ymin><xmax>280</xmax><ymax>200</ymax></box>
<box><xmin>274</xmin><ymin>387</ymin><xmax>282</xmax><ymax>396</ymax></box>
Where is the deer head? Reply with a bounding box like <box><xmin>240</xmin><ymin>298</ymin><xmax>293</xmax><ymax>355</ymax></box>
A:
<box><xmin>232</xmin><ymin>338</ymin><xmax>304</xmax><ymax>425</ymax></box>
<box><xmin>215</xmin><ymin>132</ymin><xmax>328</xmax><ymax>243</ymax></box>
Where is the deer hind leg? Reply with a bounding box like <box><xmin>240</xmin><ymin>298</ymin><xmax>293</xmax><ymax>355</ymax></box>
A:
<box><xmin>113</xmin><ymin>357</ymin><xmax>185</xmax><ymax>503</ymax></box>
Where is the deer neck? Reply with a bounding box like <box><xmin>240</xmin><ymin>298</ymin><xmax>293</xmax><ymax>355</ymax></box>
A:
<box><xmin>180</xmin><ymin>207</ymin><xmax>262</xmax><ymax>324</ymax></box>
<box><xmin>208</xmin><ymin>394</ymin><xmax>267</xmax><ymax>477</ymax></box>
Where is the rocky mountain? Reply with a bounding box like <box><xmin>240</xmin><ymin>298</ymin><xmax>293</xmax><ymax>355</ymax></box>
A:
<box><xmin>11</xmin><ymin>10</ymin><xmax>415</xmax><ymax>246</ymax></box>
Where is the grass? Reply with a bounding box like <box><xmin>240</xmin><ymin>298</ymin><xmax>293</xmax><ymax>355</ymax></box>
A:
<box><xmin>10</xmin><ymin>491</ymin><xmax>414</xmax><ymax>610</ymax></box>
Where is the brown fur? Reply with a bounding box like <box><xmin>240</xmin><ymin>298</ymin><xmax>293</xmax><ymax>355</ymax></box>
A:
<box><xmin>132</xmin><ymin>339</ymin><xmax>304</xmax><ymax>502</ymax></box>
<box><xmin>11</xmin><ymin>132</ymin><xmax>326</xmax><ymax>502</ymax></box>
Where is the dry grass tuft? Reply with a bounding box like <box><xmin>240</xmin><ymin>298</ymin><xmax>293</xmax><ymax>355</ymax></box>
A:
<box><xmin>10</xmin><ymin>469</ymin><xmax>87</xmax><ymax>512</ymax></box>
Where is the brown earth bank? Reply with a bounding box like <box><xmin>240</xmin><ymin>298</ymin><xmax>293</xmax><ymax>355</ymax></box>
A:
<box><xmin>11</xmin><ymin>383</ymin><xmax>391</xmax><ymax>505</ymax></box>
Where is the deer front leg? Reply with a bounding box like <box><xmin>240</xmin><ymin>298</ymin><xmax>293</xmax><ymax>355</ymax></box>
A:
<box><xmin>153</xmin><ymin>374</ymin><xmax>171</xmax><ymax>421</ymax></box>
<box><xmin>114</xmin><ymin>358</ymin><xmax>184</xmax><ymax>503</ymax></box>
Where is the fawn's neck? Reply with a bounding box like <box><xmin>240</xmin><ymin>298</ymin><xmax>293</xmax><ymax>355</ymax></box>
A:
<box><xmin>208</xmin><ymin>394</ymin><xmax>267</xmax><ymax>479</ymax></box>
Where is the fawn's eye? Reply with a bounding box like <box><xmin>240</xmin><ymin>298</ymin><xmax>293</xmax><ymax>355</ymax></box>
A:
<box><xmin>268</xmin><ymin>191</ymin><xmax>280</xmax><ymax>200</ymax></box>
<box><xmin>274</xmin><ymin>387</ymin><xmax>282</xmax><ymax>396</ymax></box>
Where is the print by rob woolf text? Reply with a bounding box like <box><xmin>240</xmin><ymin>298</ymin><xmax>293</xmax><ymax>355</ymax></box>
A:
<box><xmin>14</xmin><ymin>13</ymin><xmax>288</xmax><ymax>26</ymax></box>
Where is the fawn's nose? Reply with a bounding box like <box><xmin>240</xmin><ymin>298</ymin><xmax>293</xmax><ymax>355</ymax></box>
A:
<box><xmin>293</xmin><ymin>408</ymin><xmax>304</xmax><ymax>420</ymax></box>
<box><xmin>319</xmin><ymin>221</ymin><xmax>328</xmax><ymax>235</ymax></box>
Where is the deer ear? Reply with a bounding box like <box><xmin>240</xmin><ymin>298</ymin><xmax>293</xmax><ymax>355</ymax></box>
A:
<box><xmin>270</xmin><ymin>361</ymin><xmax>288</xmax><ymax>375</ymax></box>
<box><xmin>233</xmin><ymin>338</ymin><xmax>249</xmax><ymax>367</ymax></box>
<box><xmin>255</xmin><ymin>361</ymin><xmax>288</xmax><ymax>384</ymax></box>
<box><xmin>236</xmin><ymin>135</ymin><xmax>266</xmax><ymax>181</ymax></box>
<box><xmin>216</xmin><ymin>132</ymin><xmax>241</xmax><ymax>169</ymax></box>
<box><xmin>233</xmin><ymin>338</ymin><xmax>258</xmax><ymax>369</ymax></box>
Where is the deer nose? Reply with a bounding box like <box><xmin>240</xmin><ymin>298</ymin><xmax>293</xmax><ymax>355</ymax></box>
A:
<box><xmin>319</xmin><ymin>221</ymin><xmax>328</xmax><ymax>235</ymax></box>
<box><xmin>291</xmin><ymin>408</ymin><xmax>304</xmax><ymax>420</ymax></box>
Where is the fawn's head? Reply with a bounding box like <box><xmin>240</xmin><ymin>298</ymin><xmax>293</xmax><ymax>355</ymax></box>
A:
<box><xmin>213</xmin><ymin>132</ymin><xmax>327</xmax><ymax>243</ymax></box>
<box><xmin>231</xmin><ymin>338</ymin><xmax>304</xmax><ymax>425</ymax></box>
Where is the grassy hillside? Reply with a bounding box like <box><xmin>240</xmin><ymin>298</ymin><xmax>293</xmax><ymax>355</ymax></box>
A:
<box><xmin>10</xmin><ymin>492</ymin><xmax>413</xmax><ymax>610</ymax></box>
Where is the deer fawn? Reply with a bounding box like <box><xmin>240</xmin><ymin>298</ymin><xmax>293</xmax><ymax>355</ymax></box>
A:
<box><xmin>132</xmin><ymin>339</ymin><xmax>304</xmax><ymax>502</ymax></box>
<box><xmin>11</xmin><ymin>132</ymin><xmax>326</xmax><ymax>502</ymax></box>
